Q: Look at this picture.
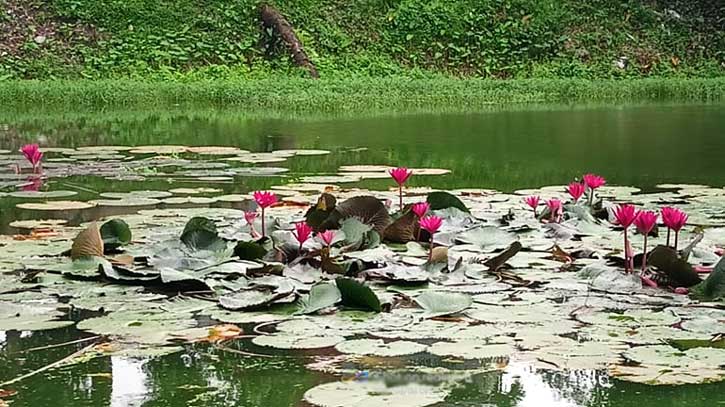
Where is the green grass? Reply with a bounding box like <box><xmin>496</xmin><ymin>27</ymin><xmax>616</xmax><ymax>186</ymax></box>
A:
<box><xmin>1</xmin><ymin>0</ymin><xmax>722</xmax><ymax>79</ymax></box>
<box><xmin>2</xmin><ymin>78</ymin><xmax>724</xmax><ymax>112</ymax></box>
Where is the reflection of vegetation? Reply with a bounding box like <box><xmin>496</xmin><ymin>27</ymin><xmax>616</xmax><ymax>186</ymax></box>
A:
<box><xmin>445</xmin><ymin>371</ymin><xmax>524</xmax><ymax>407</ymax></box>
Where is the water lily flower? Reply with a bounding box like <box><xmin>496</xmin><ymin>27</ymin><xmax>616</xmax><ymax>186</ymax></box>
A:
<box><xmin>567</xmin><ymin>182</ymin><xmax>586</xmax><ymax>203</ymax></box>
<box><xmin>634</xmin><ymin>210</ymin><xmax>657</xmax><ymax>271</ymax></box>
<box><xmin>661</xmin><ymin>206</ymin><xmax>688</xmax><ymax>250</ymax></box>
<box><xmin>292</xmin><ymin>222</ymin><xmax>313</xmax><ymax>251</ymax></box>
<box><xmin>244</xmin><ymin>211</ymin><xmax>259</xmax><ymax>238</ymax></box>
<box><xmin>20</xmin><ymin>144</ymin><xmax>43</xmax><ymax>173</ymax></box>
<box><xmin>524</xmin><ymin>195</ymin><xmax>540</xmax><ymax>217</ymax></box>
<box><xmin>546</xmin><ymin>198</ymin><xmax>563</xmax><ymax>223</ymax></box>
<box><xmin>612</xmin><ymin>204</ymin><xmax>639</xmax><ymax>272</ymax></box>
<box><xmin>419</xmin><ymin>215</ymin><xmax>443</xmax><ymax>262</ymax></box>
<box><xmin>412</xmin><ymin>202</ymin><xmax>430</xmax><ymax>218</ymax></box>
<box><xmin>582</xmin><ymin>173</ymin><xmax>606</xmax><ymax>205</ymax></box>
<box><xmin>389</xmin><ymin>167</ymin><xmax>413</xmax><ymax>210</ymax></box>
<box><xmin>317</xmin><ymin>230</ymin><xmax>336</xmax><ymax>247</ymax></box>
<box><xmin>253</xmin><ymin>191</ymin><xmax>277</xmax><ymax>237</ymax></box>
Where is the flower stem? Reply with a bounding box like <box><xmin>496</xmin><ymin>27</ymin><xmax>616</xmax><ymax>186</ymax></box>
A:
<box><xmin>642</xmin><ymin>234</ymin><xmax>648</xmax><ymax>272</ymax></box>
<box><xmin>666</xmin><ymin>228</ymin><xmax>671</xmax><ymax>247</ymax></box>
<box><xmin>261</xmin><ymin>208</ymin><xmax>266</xmax><ymax>238</ymax></box>
<box><xmin>428</xmin><ymin>233</ymin><xmax>434</xmax><ymax>262</ymax></box>
<box><xmin>624</xmin><ymin>229</ymin><xmax>630</xmax><ymax>273</ymax></box>
<box><xmin>675</xmin><ymin>231</ymin><xmax>679</xmax><ymax>251</ymax></box>
<box><xmin>399</xmin><ymin>185</ymin><xmax>403</xmax><ymax>211</ymax></box>
<box><xmin>587</xmin><ymin>189</ymin><xmax>593</xmax><ymax>206</ymax></box>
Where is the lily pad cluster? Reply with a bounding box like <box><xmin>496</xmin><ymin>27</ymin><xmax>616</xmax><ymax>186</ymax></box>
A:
<box><xmin>4</xmin><ymin>176</ymin><xmax>725</xmax><ymax>405</ymax></box>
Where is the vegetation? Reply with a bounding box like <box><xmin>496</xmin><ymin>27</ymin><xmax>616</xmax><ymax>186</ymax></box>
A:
<box><xmin>0</xmin><ymin>0</ymin><xmax>722</xmax><ymax>80</ymax></box>
<box><xmin>1</xmin><ymin>77</ymin><xmax>724</xmax><ymax>110</ymax></box>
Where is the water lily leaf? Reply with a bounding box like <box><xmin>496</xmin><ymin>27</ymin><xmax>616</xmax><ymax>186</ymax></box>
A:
<box><xmin>71</xmin><ymin>223</ymin><xmax>104</xmax><ymax>259</ymax></box>
<box><xmin>77</xmin><ymin>309</ymin><xmax>197</xmax><ymax>344</ymax></box>
<box><xmin>428</xmin><ymin>341</ymin><xmax>514</xmax><ymax>359</ymax></box>
<box><xmin>181</xmin><ymin>217</ymin><xmax>227</xmax><ymax>251</ymax></box>
<box><xmin>219</xmin><ymin>287</ymin><xmax>292</xmax><ymax>311</ymax></box>
<box><xmin>335</xmin><ymin>277</ymin><xmax>381</xmax><ymax>312</ymax></box>
<box><xmin>0</xmin><ymin>300</ymin><xmax>74</xmax><ymax>331</ymax></box>
<box><xmin>339</xmin><ymin>217</ymin><xmax>373</xmax><ymax>249</ymax></box>
<box><xmin>648</xmin><ymin>245</ymin><xmax>702</xmax><ymax>287</ymax></box>
<box><xmin>323</xmin><ymin>196</ymin><xmax>391</xmax><ymax>234</ymax></box>
<box><xmin>304</xmin><ymin>381</ymin><xmax>448</xmax><ymax>407</ymax></box>
<box><xmin>9</xmin><ymin>190</ymin><xmax>78</xmax><ymax>199</ymax></box>
<box><xmin>414</xmin><ymin>291</ymin><xmax>472</xmax><ymax>317</ymax></box>
<box><xmin>384</xmin><ymin>210</ymin><xmax>419</xmax><ymax>243</ymax></box>
<box><xmin>335</xmin><ymin>339</ymin><xmax>427</xmax><ymax>356</ymax></box>
<box><xmin>17</xmin><ymin>200</ymin><xmax>95</xmax><ymax>210</ymax></box>
<box><xmin>484</xmin><ymin>241</ymin><xmax>522</xmax><ymax>270</ymax></box>
<box><xmin>690</xmin><ymin>255</ymin><xmax>725</xmax><ymax>301</ymax></box>
<box><xmin>366</xmin><ymin>265</ymin><xmax>428</xmax><ymax>284</ymax></box>
<box><xmin>252</xmin><ymin>334</ymin><xmax>345</xmax><ymax>349</ymax></box>
<box><xmin>427</xmin><ymin>191</ymin><xmax>469</xmax><ymax>213</ymax></box>
<box><xmin>100</xmin><ymin>219</ymin><xmax>132</xmax><ymax>250</ymax></box>
<box><xmin>456</xmin><ymin>226</ymin><xmax>518</xmax><ymax>253</ymax></box>
<box><xmin>233</xmin><ymin>240</ymin><xmax>268</xmax><ymax>261</ymax></box>
<box><xmin>298</xmin><ymin>283</ymin><xmax>342</xmax><ymax>315</ymax></box>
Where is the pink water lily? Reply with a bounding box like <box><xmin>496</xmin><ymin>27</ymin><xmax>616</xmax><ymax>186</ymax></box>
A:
<box><xmin>634</xmin><ymin>210</ymin><xmax>657</xmax><ymax>271</ymax></box>
<box><xmin>253</xmin><ymin>191</ymin><xmax>277</xmax><ymax>237</ymax></box>
<box><xmin>244</xmin><ymin>211</ymin><xmax>259</xmax><ymax>238</ymax></box>
<box><xmin>389</xmin><ymin>167</ymin><xmax>413</xmax><ymax>210</ymax></box>
<box><xmin>582</xmin><ymin>173</ymin><xmax>606</xmax><ymax>205</ymax></box>
<box><xmin>292</xmin><ymin>222</ymin><xmax>313</xmax><ymax>251</ymax></box>
<box><xmin>546</xmin><ymin>199</ymin><xmax>562</xmax><ymax>223</ymax></box>
<box><xmin>612</xmin><ymin>204</ymin><xmax>639</xmax><ymax>272</ymax></box>
<box><xmin>22</xmin><ymin>176</ymin><xmax>43</xmax><ymax>192</ymax></box>
<box><xmin>661</xmin><ymin>206</ymin><xmax>688</xmax><ymax>249</ymax></box>
<box><xmin>317</xmin><ymin>230</ymin><xmax>337</xmax><ymax>247</ymax></box>
<box><xmin>419</xmin><ymin>215</ymin><xmax>443</xmax><ymax>262</ymax></box>
<box><xmin>524</xmin><ymin>195</ymin><xmax>540</xmax><ymax>217</ymax></box>
<box><xmin>20</xmin><ymin>144</ymin><xmax>43</xmax><ymax>173</ymax></box>
<box><xmin>567</xmin><ymin>182</ymin><xmax>586</xmax><ymax>203</ymax></box>
<box><xmin>412</xmin><ymin>202</ymin><xmax>430</xmax><ymax>218</ymax></box>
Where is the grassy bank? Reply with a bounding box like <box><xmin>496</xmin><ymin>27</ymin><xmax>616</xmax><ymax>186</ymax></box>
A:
<box><xmin>1</xmin><ymin>78</ymin><xmax>724</xmax><ymax>112</ymax></box>
<box><xmin>1</xmin><ymin>0</ymin><xmax>722</xmax><ymax>79</ymax></box>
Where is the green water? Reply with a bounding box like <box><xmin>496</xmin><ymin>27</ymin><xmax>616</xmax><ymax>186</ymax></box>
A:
<box><xmin>2</xmin><ymin>103</ymin><xmax>725</xmax><ymax>406</ymax></box>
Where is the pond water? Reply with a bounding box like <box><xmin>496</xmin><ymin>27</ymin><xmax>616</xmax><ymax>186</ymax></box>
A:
<box><xmin>1</xmin><ymin>102</ymin><xmax>725</xmax><ymax>407</ymax></box>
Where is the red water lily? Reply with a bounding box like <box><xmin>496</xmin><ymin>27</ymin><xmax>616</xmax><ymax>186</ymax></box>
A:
<box><xmin>253</xmin><ymin>191</ymin><xmax>277</xmax><ymax>237</ymax></box>
<box><xmin>524</xmin><ymin>195</ymin><xmax>540</xmax><ymax>217</ymax></box>
<box><xmin>582</xmin><ymin>173</ymin><xmax>606</xmax><ymax>205</ymax></box>
<box><xmin>292</xmin><ymin>222</ymin><xmax>313</xmax><ymax>251</ymax></box>
<box><xmin>661</xmin><ymin>206</ymin><xmax>688</xmax><ymax>249</ymax></box>
<box><xmin>567</xmin><ymin>182</ymin><xmax>586</xmax><ymax>203</ymax></box>
<box><xmin>20</xmin><ymin>144</ymin><xmax>43</xmax><ymax>173</ymax></box>
<box><xmin>634</xmin><ymin>210</ymin><xmax>658</xmax><ymax>271</ymax></box>
<box><xmin>318</xmin><ymin>230</ymin><xmax>336</xmax><ymax>247</ymax></box>
<box><xmin>612</xmin><ymin>204</ymin><xmax>639</xmax><ymax>272</ymax></box>
<box><xmin>546</xmin><ymin>198</ymin><xmax>562</xmax><ymax>223</ymax></box>
<box><xmin>412</xmin><ymin>202</ymin><xmax>430</xmax><ymax>218</ymax></box>
<box><xmin>389</xmin><ymin>167</ymin><xmax>413</xmax><ymax>210</ymax></box>
<box><xmin>419</xmin><ymin>215</ymin><xmax>443</xmax><ymax>262</ymax></box>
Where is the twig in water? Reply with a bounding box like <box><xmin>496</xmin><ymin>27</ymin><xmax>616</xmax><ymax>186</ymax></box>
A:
<box><xmin>0</xmin><ymin>343</ymin><xmax>97</xmax><ymax>388</ymax></box>
<box><xmin>17</xmin><ymin>336</ymin><xmax>101</xmax><ymax>354</ymax></box>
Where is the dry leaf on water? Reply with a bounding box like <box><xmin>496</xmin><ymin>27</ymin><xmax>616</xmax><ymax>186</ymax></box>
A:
<box><xmin>71</xmin><ymin>223</ymin><xmax>104</xmax><ymax>259</ymax></box>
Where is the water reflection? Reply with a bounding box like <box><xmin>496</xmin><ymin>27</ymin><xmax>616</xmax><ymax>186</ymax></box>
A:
<box><xmin>111</xmin><ymin>357</ymin><xmax>150</xmax><ymax>407</ymax></box>
<box><xmin>502</xmin><ymin>363</ymin><xmax>609</xmax><ymax>407</ymax></box>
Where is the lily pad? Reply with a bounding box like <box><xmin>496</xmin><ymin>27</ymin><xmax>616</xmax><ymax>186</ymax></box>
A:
<box><xmin>335</xmin><ymin>339</ymin><xmax>427</xmax><ymax>357</ymax></box>
<box><xmin>414</xmin><ymin>291</ymin><xmax>473</xmax><ymax>317</ymax></box>
<box><xmin>304</xmin><ymin>381</ymin><xmax>448</xmax><ymax>407</ymax></box>
<box><xmin>336</xmin><ymin>278</ymin><xmax>382</xmax><ymax>312</ymax></box>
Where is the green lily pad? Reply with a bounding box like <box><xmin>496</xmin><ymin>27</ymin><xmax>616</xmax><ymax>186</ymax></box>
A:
<box><xmin>336</xmin><ymin>278</ymin><xmax>382</xmax><ymax>312</ymax></box>
<box><xmin>414</xmin><ymin>291</ymin><xmax>473</xmax><ymax>317</ymax></box>
<box><xmin>298</xmin><ymin>283</ymin><xmax>341</xmax><ymax>315</ymax></box>
<box><xmin>304</xmin><ymin>381</ymin><xmax>448</xmax><ymax>407</ymax></box>
<box><xmin>335</xmin><ymin>339</ymin><xmax>427</xmax><ymax>356</ymax></box>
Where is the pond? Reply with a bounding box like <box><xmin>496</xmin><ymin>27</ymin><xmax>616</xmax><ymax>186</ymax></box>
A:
<box><xmin>1</xmin><ymin>102</ymin><xmax>725</xmax><ymax>407</ymax></box>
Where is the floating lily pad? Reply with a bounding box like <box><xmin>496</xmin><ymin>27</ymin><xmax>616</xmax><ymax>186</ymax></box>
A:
<box><xmin>304</xmin><ymin>381</ymin><xmax>448</xmax><ymax>407</ymax></box>
<box><xmin>252</xmin><ymin>334</ymin><xmax>345</xmax><ymax>349</ymax></box>
<box><xmin>428</xmin><ymin>341</ymin><xmax>514</xmax><ymax>359</ymax></box>
<box><xmin>17</xmin><ymin>200</ymin><xmax>96</xmax><ymax>210</ymax></box>
<box><xmin>335</xmin><ymin>339</ymin><xmax>427</xmax><ymax>356</ymax></box>
<box><xmin>414</xmin><ymin>291</ymin><xmax>473</xmax><ymax>317</ymax></box>
<box><xmin>9</xmin><ymin>190</ymin><xmax>78</xmax><ymax>199</ymax></box>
